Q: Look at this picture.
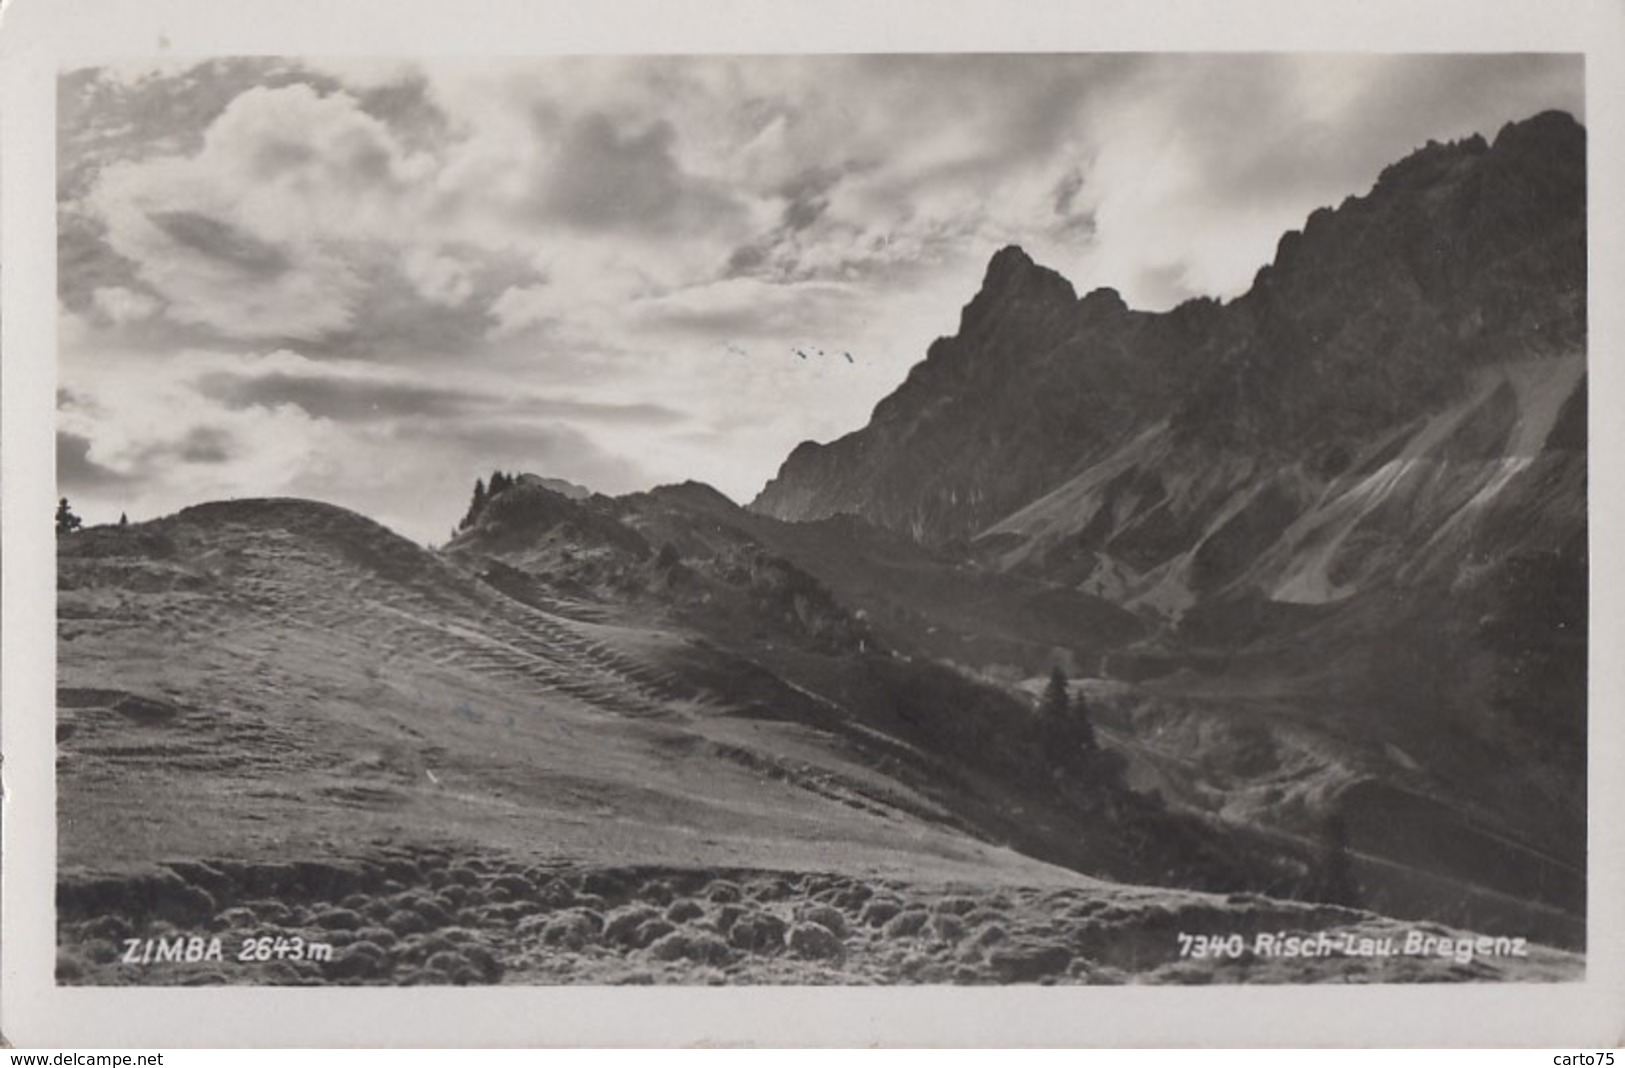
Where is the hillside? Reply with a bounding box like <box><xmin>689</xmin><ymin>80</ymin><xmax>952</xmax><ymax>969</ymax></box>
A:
<box><xmin>747</xmin><ymin>111</ymin><xmax>1588</xmax><ymax>947</ymax></box>
<box><xmin>55</xmin><ymin>497</ymin><xmax>1579</xmax><ymax>983</ymax></box>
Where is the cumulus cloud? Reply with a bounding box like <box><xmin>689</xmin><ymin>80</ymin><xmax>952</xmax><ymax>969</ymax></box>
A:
<box><xmin>82</xmin><ymin>81</ymin><xmax>450</xmax><ymax>342</ymax></box>
<box><xmin>54</xmin><ymin>333</ymin><xmax>677</xmax><ymax>538</ymax></box>
<box><xmin>90</xmin><ymin>285</ymin><xmax>161</xmax><ymax>323</ymax></box>
<box><xmin>402</xmin><ymin>248</ymin><xmax>476</xmax><ymax>306</ymax></box>
<box><xmin>1051</xmin><ymin>53</ymin><xmax>1585</xmax><ymax>304</ymax></box>
<box><xmin>535</xmin><ymin>113</ymin><xmax>744</xmax><ymax>235</ymax></box>
<box><xmin>57</xmin><ymin>430</ymin><xmax>134</xmax><ymax>490</ymax></box>
<box><xmin>56</xmin><ymin>347</ymin><xmax>334</xmax><ymax>500</ymax></box>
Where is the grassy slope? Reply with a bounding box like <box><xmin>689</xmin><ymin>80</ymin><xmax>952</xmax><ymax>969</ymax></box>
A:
<box><xmin>55</xmin><ymin>499</ymin><xmax>1581</xmax><ymax>984</ymax></box>
<box><xmin>451</xmin><ymin>476</ymin><xmax>1587</xmax><ymax>948</ymax></box>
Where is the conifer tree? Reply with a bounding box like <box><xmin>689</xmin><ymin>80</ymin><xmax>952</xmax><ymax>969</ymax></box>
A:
<box><xmin>55</xmin><ymin>497</ymin><xmax>83</xmax><ymax>535</ymax></box>
<box><xmin>1037</xmin><ymin>667</ymin><xmax>1075</xmax><ymax>767</ymax></box>
<box><xmin>458</xmin><ymin>477</ymin><xmax>488</xmax><ymax>531</ymax></box>
<box><xmin>1038</xmin><ymin>666</ymin><xmax>1070</xmax><ymax>724</ymax></box>
<box><xmin>1069</xmin><ymin>687</ymin><xmax>1100</xmax><ymax>751</ymax></box>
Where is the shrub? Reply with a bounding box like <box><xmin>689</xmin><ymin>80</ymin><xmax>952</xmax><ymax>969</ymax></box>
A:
<box><xmin>631</xmin><ymin>918</ymin><xmax>676</xmax><ymax>949</ymax></box>
<box><xmin>706</xmin><ymin>881</ymin><xmax>743</xmax><ymax>904</ymax></box>
<box><xmin>727</xmin><ymin>912</ymin><xmax>787</xmax><ymax>953</ymax></box>
<box><xmin>56</xmin><ymin>498</ymin><xmax>83</xmax><ymax>535</ymax></box>
<box><xmin>859</xmin><ymin>899</ymin><xmax>903</xmax><ymax>927</ymax></box>
<box><xmin>828</xmin><ymin>885</ymin><xmax>873</xmax><ymax>911</ymax></box>
<box><xmin>215</xmin><ymin>907</ymin><xmax>258</xmax><ymax>930</ymax></box>
<box><xmin>462</xmin><ymin>943</ymin><xmax>504</xmax><ymax>983</ymax></box>
<box><xmin>666</xmin><ymin>898</ymin><xmax>705</xmax><ymax>924</ymax></box>
<box><xmin>328</xmin><ymin>940</ymin><xmax>387</xmax><ymax>980</ymax></box>
<box><xmin>425</xmin><ymin>950</ymin><xmax>466</xmax><ymax>974</ymax></box>
<box><xmin>883</xmin><ymin>911</ymin><xmax>931</xmax><ymax>938</ymax></box>
<box><xmin>639</xmin><ymin>880</ymin><xmax>675</xmax><ymax>906</ymax></box>
<box><xmin>491</xmin><ymin>874</ymin><xmax>533</xmax><ymax>899</ymax></box>
<box><xmin>535</xmin><ymin>878</ymin><xmax>577</xmax><ymax>909</ymax></box>
<box><xmin>787</xmin><ymin>922</ymin><xmax>844</xmax><ymax>960</ymax></box>
<box><xmin>795</xmin><ymin>903</ymin><xmax>849</xmax><ymax>938</ymax></box>
<box><xmin>580</xmin><ymin>870</ymin><xmax>630</xmax><ymax>899</ymax></box>
<box><xmin>314</xmin><ymin>908</ymin><xmax>364</xmax><ymax>931</ymax></box>
<box><xmin>603</xmin><ymin>906</ymin><xmax>661</xmax><ymax>946</ymax></box>
<box><xmin>929</xmin><ymin>914</ymin><xmax>967</xmax><ymax>943</ymax></box>
<box><xmin>648</xmin><ymin>931</ymin><xmax>730</xmax><ymax>965</ymax></box>
<box><xmin>538</xmin><ymin>910</ymin><xmax>603</xmax><ymax>951</ymax></box>
<box><xmin>709</xmin><ymin>904</ymin><xmax>745</xmax><ymax>934</ymax></box>
<box><xmin>385</xmin><ymin>909</ymin><xmax>428</xmax><ymax>936</ymax></box>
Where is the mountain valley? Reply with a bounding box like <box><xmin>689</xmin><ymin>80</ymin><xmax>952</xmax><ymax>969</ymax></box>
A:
<box><xmin>55</xmin><ymin>110</ymin><xmax>1589</xmax><ymax>985</ymax></box>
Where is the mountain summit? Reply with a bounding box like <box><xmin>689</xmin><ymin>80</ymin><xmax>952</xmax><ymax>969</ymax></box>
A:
<box><xmin>748</xmin><ymin>110</ymin><xmax>1587</xmax><ymax>949</ymax></box>
<box><xmin>752</xmin><ymin>110</ymin><xmax>1585</xmax><ymax>545</ymax></box>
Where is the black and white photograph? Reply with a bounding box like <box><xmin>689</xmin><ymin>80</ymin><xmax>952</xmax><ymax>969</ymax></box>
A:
<box><xmin>5</xmin><ymin>0</ymin><xmax>1624</xmax><ymax>1049</ymax></box>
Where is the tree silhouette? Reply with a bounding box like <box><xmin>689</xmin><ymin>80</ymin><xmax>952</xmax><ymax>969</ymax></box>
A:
<box><xmin>1037</xmin><ymin>667</ymin><xmax>1079</xmax><ymax>769</ymax></box>
<box><xmin>119</xmin><ymin>512</ymin><xmax>129</xmax><ymax>528</ymax></box>
<box><xmin>457</xmin><ymin>477</ymin><xmax>488</xmax><ymax>532</ymax></box>
<box><xmin>1037</xmin><ymin>666</ymin><xmax>1118</xmax><ymax>789</ymax></box>
<box><xmin>456</xmin><ymin>471</ymin><xmax>527</xmax><ymax>532</ymax></box>
<box><xmin>1038</xmin><ymin>667</ymin><xmax>1070</xmax><ymax>724</ymax></box>
<box><xmin>55</xmin><ymin>497</ymin><xmax>83</xmax><ymax>535</ymax></box>
<box><xmin>1069</xmin><ymin>687</ymin><xmax>1100</xmax><ymax>752</ymax></box>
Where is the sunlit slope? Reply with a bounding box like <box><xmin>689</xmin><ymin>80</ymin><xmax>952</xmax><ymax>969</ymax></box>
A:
<box><xmin>58</xmin><ymin>498</ymin><xmax>1040</xmax><ymax>882</ymax></box>
<box><xmin>56</xmin><ymin>498</ymin><xmax>1582</xmax><ymax>982</ymax></box>
<box><xmin>978</xmin><ymin>354</ymin><xmax>1584</xmax><ymax>616</ymax></box>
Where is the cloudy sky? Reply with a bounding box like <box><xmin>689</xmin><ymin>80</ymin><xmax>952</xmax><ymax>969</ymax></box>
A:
<box><xmin>57</xmin><ymin>53</ymin><xmax>1581</xmax><ymax>542</ymax></box>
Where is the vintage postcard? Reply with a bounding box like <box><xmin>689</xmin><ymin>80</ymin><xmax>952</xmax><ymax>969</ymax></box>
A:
<box><xmin>3</xmin><ymin>0</ymin><xmax>1623</xmax><ymax>1048</ymax></box>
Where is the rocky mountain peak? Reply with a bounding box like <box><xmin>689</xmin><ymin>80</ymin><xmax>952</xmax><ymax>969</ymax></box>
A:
<box><xmin>959</xmin><ymin>244</ymin><xmax>1079</xmax><ymax>335</ymax></box>
<box><xmin>1493</xmin><ymin>108</ymin><xmax>1583</xmax><ymax>153</ymax></box>
<box><xmin>1370</xmin><ymin>130</ymin><xmax>1489</xmax><ymax>196</ymax></box>
<box><xmin>983</xmin><ymin>244</ymin><xmax>1072</xmax><ymax>295</ymax></box>
<box><xmin>1079</xmin><ymin>285</ymin><xmax>1129</xmax><ymax>317</ymax></box>
<box><xmin>753</xmin><ymin>110</ymin><xmax>1586</xmax><ymax>548</ymax></box>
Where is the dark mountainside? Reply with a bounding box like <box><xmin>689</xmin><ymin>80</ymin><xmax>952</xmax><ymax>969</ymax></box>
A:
<box><xmin>54</xmin><ymin>112</ymin><xmax>1587</xmax><ymax>985</ymax></box>
<box><xmin>749</xmin><ymin>110</ymin><xmax>1587</xmax><ymax>944</ymax></box>
<box><xmin>753</xmin><ymin>110</ymin><xmax>1584</xmax><ymax>543</ymax></box>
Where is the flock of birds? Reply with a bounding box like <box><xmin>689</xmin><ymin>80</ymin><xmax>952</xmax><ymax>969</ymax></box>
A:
<box><xmin>725</xmin><ymin>342</ymin><xmax>855</xmax><ymax>363</ymax></box>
